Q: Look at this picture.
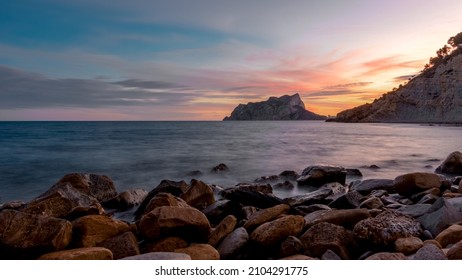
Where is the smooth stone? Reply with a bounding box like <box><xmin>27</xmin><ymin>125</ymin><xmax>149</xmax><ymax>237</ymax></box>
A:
<box><xmin>72</xmin><ymin>215</ymin><xmax>130</xmax><ymax>247</ymax></box>
<box><xmin>251</xmin><ymin>215</ymin><xmax>305</xmax><ymax>247</ymax></box>
<box><xmin>346</xmin><ymin>169</ymin><xmax>363</xmax><ymax>177</ymax></box>
<box><xmin>254</xmin><ymin>175</ymin><xmax>279</xmax><ymax>183</ymax></box>
<box><xmin>240</xmin><ymin>206</ymin><xmax>259</xmax><ymax>220</ymax></box>
<box><xmin>279</xmin><ymin>254</ymin><xmax>318</xmax><ymax>260</ymax></box>
<box><xmin>279</xmin><ymin>170</ymin><xmax>299</xmax><ymax>180</ymax></box>
<box><xmin>121</xmin><ymin>252</ymin><xmax>191</xmax><ymax>260</ymax></box>
<box><xmin>52</xmin><ymin>173</ymin><xmax>117</xmax><ymax>202</ymax></box>
<box><xmin>294</xmin><ymin>204</ymin><xmax>332</xmax><ymax>216</ymax></box>
<box><xmin>202</xmin><ymin>200</ymin><xmax>242</xmax><ymax>225</ymax></box>
<box><xmin>208</xmin><ymin>215</ymin><xmax>237</xmax><ymax>247</ymax></box>
<box><xmin>180</xmin><ymin>179</ymin><xmax>215</xmax><ymax>210</ymax></box>
<box><xmin>394</xmin><ymin>237</ymin><xmax>423</xmax><ymax>255</ymax></box>
<box><xmin>174</xmin><ymin>244</ymin><xmax>220</xmax><ymax>260</ymax></box>
<box><xmin>351</xmin><ymin>179</ymin><xmax>394</xmax><ymax>195</ymax></box>
<box><xmin>412</xmin><ymin>243</ymin><xmax>448</xmax><ymax>260</ymax></box>
<box><xmin>141</xmin><ymin>193</ymin><xmax>190</xmax><ymax>217</ymax></box>
<box><xmin>38</xmin><ymin>247</ymin><xmax>113</xmax><ymax>260</ymax></box>
<box><xmin>395</xmin><ymin>204</ymin><xmax>432</xmax><ymax>218</ymax></box>
<box><xmin>436</xmin><ymin>151</ymin><xmax>462</xmax><ymax>175</ymax></box>
<box><xmin>102</xmin><ymin>188</ymin><xmax>148</xmax><ymax>211</ymax></box>
<box><xmin>365</xmin><ymin>252</ymin><xmax>407</xmax><ymax>260</ymax></box>
<box><xmin>304</xmin><ymin>209</ymin><xmax>371</xmax><ymax>230</ymax></box>
<box><xmin>217</xmin><ymin>227</ymin><xmax>249</xmax><ymax>259</ymax></box>
<box><xmin>423</xmin><ymin>239</ymin><xmax>442</xmax><ymax>249</ymax></box>
<box><xmin>284</xmin><ymin>188</ymin><xmax>332</xmax><ymax>207</ymax></box>
<box><xmin>278</xmin><ymin>236</ymin><xmax>304</xmax><ymax>258</ymax></box>
<box><xmin>328</xmin><ymin>191</ymin><xmax>364</xmax><ymax>209</ymax></box>
<box><xmin>235</xmin><ymin>183</ymin><xmax>273</xmax><ymax>194</ymax></box>
<box><xmin>297</xmin><ymin>165</ymin><xmax>347</xmax><ymax>187</ymax></box>
<box><xmin>321</xmin><ymin>249</ymin><xmax>341</xmax><ymax>260</ymax></box>
<box><xmin>243</xmin><ymin>204</ymin><xmax>290</xmax><ymax>230</ymax></box>
<box><xmin>435</xmin><ymin>224</ymin><xmax>462</xmax><ymax>248</ymax></box>
<box><xmin>221</xmin><ymin>188</ymin><xmax>284</xmax><ymax>209</ymax></box>
<box><xmin>393</xmin><ymin>172</ymin><xmax>442</xmax><ymax>197</ymax></box>
<box><xmin>417</xmin><ymin>198</ymin><xmax>462</xmax><ymax>236</ymax></box>
<box><xmin>359</xmin><ymin>197</ymin><xmax>384</xmax><ymax>209</ymax></box>
<box><xmin>142</xmin><ymin>237</ymin><xmax>188</xmax><ymax>253</ymax></box>
<box><xmin>99</xmin><ymin>231</ymin><xmax>140</xmax><ymax>260</ymax></box>
<box><xmin>446</xmin><ymin>240</ymin><xmax>462</xmax><ymax>259</ymax></box>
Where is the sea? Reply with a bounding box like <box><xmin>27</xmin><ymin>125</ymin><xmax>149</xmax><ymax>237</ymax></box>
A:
<box><xmin>1</xmin><ymin>121</ymin><xmax>462</xmax><ymax>203</ymax></box>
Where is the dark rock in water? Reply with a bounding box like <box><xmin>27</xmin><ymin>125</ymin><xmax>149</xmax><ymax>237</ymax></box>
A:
<box><xmin>283</xmin><ymin>188</ymin><xmax>332</xmax><ymax>207</ymax></box>
<box><xmin>412</xmin><ymin>243</ymin><xmax>447</xmax><ymax>260</ymax></box>
<box><xmin>395</xmin><ymin>204</ymin><xmax>432</xmax><ymax>218</ymax></box>
<box><xmin>186</xmin><ymin>170</ymin><xmax>203</xmax><ymax>177</ymax></box>
<box><xmin>297</xmin><ymin>165</ymin><xmax>347</xmax><ymax>187</ymax></box>
<box><xmin>304</xmin><ymin>209</ymin><xmax>371</xmax><ymax>230</ymax></box>
<box><xmin>417</xmin><ymin>198</ymin><xmax>462</xmax><ymax>236</ymax></box>
<box><xmin>353</xmin><ymin>210</ymin><xmax>423</xmax><ymax>247</ymax></box>
<box><xmin>135</xmin><ymin>180</ymin><xmax>189</xmax><ymax>218</ymax></box>
<box><xmin>346</xmin><ymin>169</ymin><xmax>363</xmax><ymax>177</ymax></box>
<box><xmin>235</xmin><ymin>183</ymin><xmax>273</xmax><ymax>194</ymax></box>
<box><xmin>102</xmin><ymin>188</ymin><xmax>148</xmax><ymax>211</ymax></box>
<box><xmin>0</xmin><ymin>210</ymin><xmax>72</xmax><ymax>259</ymax></box>
<box><xmin>328</xmin><ymin>190</ymin><xmax>364</xmax><ymax>209</ymax></box>
<box><xmin>274</xmin><ymin>181</ymin><xmax>294</xmax><ymax>190</ymax></box>
<box><xmin>300</xmin><ymin>222</ymin><xmax>357</xmax><ymax>259</ymax></box>
<box><xmin>221</xmin><ymin>188</ymin><xmax>284</xmax><ymax>209</ymax></box>
<box><xmin>393</xmin><ymin>172</ymin><xmax>442</xmax><ymax>197</ymax></box>
<box><xmin>279</xmin><ymin>170</ymin><xmax>299</xmax><ymax>180</ymax></box>
<box><xmin>323</xmin><ymin>182</ymin><xmax>349</xmax><ymax>201</ymax></box>
<box><xmin>351</xmin><ymin>179</ymin><xmax>394</xmax><ymax>195</ymax></box>
<box><xmin>361</xmin><ymin>165</ymin><xmax>380</xmax><ymax>169</ymax></box>
<box><xmin>254</xmin><ymin>175</ymin><xmax>279</xmax><ymax>183</ymax></box>
<box><xmin>217</xmin><ymin>227</ymin><xmax>249</xmax><ymax>260</ymax></box>
<box><xmin>202</xmin><ymin>200</ymin><xmax>243</xmax><ymax>225</ymax></box>
<box><xmin>453</xmin><ymin>176</ymin><xmax>462</xmax><ymax>185</ymax></box>
<box><xmin>211</xmin><ymin>163</ymin><xmax>229</xmax><ymax>173</ymax></box>
<box><xmin>436</xmin><ymin>151</ymin><xmax>462</xmax><ymax>175</ymax></box>
<box><xmin>366</xmin><ymin>252</ymin><xmax>407</xmax><ymax>260</ymax></box>
<box><xmin>223</xmin><ymin>93</ymin><xmax>326</xmax><ymax>121</ymax></box>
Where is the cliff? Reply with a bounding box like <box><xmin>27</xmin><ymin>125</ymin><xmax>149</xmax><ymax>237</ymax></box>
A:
<box><xmin>223</xmin><ymin>93</ymin><xmax>326</xmax><ymax>121</ymax></box>
<box><xmin>330</xmin><ymin>50</ymin><xmax>462</xmax><ymax>123</ymax></box>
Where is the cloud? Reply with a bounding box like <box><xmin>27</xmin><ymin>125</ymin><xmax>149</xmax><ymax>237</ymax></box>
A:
<box><xmin>361</xmin><ymin>56</ymin><xmax>423</xmax><ymax>76</ymax></box>
<box><xmin>323</xmin><ymin>82</ymin><xmax>373</xmax><ymax>89</ymax></box>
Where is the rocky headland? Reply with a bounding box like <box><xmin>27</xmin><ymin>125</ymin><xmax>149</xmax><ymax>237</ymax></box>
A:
<box><xmin>330</xmin><ymin>33</ymin><xmax>462</xmax><ymax>123</ymax></box>
<box><xmin>1</xmin><ymin>153</ymin><xmax>462</xmax><ymax>260</ymax></box>
<box><xmin>223</xmin><ymin>93</ymin><xmax>326</xmax><ymax>121</ymax></box>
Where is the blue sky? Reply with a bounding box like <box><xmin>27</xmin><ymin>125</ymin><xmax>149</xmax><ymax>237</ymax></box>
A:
<box><xmin>1</xmin><ymin>0</ymin><xmax>461</xmax><ymax>120</ymax></box>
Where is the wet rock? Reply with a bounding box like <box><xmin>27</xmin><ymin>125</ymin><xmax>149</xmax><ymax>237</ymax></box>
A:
<box><xmin>211</xmin><ymin>163</ymin><xmax>229</xmax><ymax>173</ymax></box>
<box><xmin>99</xmin><ymin>231</ymin><xmax>140</xmax><ymax>259</ymax></box>
<box><xmin>395</xmin><ymin>204</ymin><xmax>432</xmax><ymax>218</ymax></box>
<box><xmin>121</xmin><ymin>252</ymin><xmax>191</xmax><ymax>260</ymax></box>
<box><xmin>283</xmin><ymin>188</ymin><xmax>332</xmax><ymax>207</ymax></box>
<box><xmin>410</xmin><ymin>187</ymin><xmax>441</xmax><ymax>202</ymax></box>
<box><xmin>294</xmin><ymin>204</ymin><xmax>331</xmax><ymax>215</ymax></box>
<box><xmin>353</xmin><ymin>210</ymin><xmax>423</xmax><ymax>247</ymax></box>
<box><xmin>243</xmin><ymin>204</ymin><xmax>290</xmax><ymax>231</ymax></box>
<box><xmin>365</xmin><ymin>252</ymin><xmax>407</xmax><ymax>260</ymax></box>
<box><xmin>278</xmin><ymin>236</ymin><xmax>304</xmax><ymax>258</ymax></box>
<box><xmin>0</xmin><ymin>200</ymin><xmax>25</xmax><ymax>211</ymax></box>
<box><xmin>186</xmin><ymin>170</ymin><xmax>203</xmax><ymax>176</ymax></box>
<box><xmin>0</xmin><ymin>210</ymin><xmax>72</xmax><ymax>259</ymax></box>
<box><xmin>304</xmin><ymin>209</ymin><xmax>371</xmax><ymax>230</ymax></box>
<box><xmin>175</xmin><ymin>244</ymin><xmax>220</xmax><ymax>260</ymax></box>
<box><xmin>328</xmin><ymin>190</ymin><xmax>364</xmax><ymax>209</ymax></box>
<box><xmin>300</xmin><ymin>222</ymin><xmax>356</xmax><ymax>259</ymax></box>
<box><xmin>417</xmin><ymin>198</ymin><xmax>462</xmax><ymax>237</ymax></box>
<box><xmin>323</xmin><ymin>182</ymin><xmax>349</xmax><ymax>201</ymax></box>
<box><xmin>446</xmin><ymin>240</ymin><xmax>462</xmax><ymax>259</ymax></box>
<box><xmin>38</xmin><ymin>247</ymin><xmax>113</xmax><ymax>260</ymax></box>
<box><xmin>423</xmin><ymin>239</ymin><xmax>441</xmax><ymax>248</ymax></box>
<box><xmin>394</xmin><ymin>237</ymin><xmax>423</xmax><ymax>255</ymax></box>
<box><xmin>235</xmin><ymin>183</ymin><xmax>273</xmax><ymax>194</ymax></box>
<box><xmin>297</xmin><ymin>165</ymin><xmax>347</xmax><ymax>186</ymax></box>
<box><xmin>221</xmin><ymin>189</ymin><xmax>284</xmax><ymax>209</ymax></box>
<box><xmin>436</xmin><ymin>151</ymin><xmax>462</xmax><ymax>175</ymax></box>
<box><xmin>274</xmin><ymin>181</ymin><xmax>294</xmax><ymax>190</ymax></box>
<box><xmin>201</xmin><ymin>200</ymin><xmax>242</xmax><ymax>225</ymax></box>
<box><xmin>321</xmin><ymin>249</ymin><xmax>342</xmax><ymax>260</ymax></box>
<box><xmin>141</xmin><ymin>237</ymin><xmax>188</xmax><ymax>253</ymax></box>
<box><xmin>279</xmin><ymin>170</ymin><xmax>299</xmax><ymax>180</ymax></box>
<box><xmin>142</xmin><ymin>193</ymin><xmax>190</xmax><ymax>217</ymax></box>
<box><xmin>435</xmin><ymin>224</ymin><xmax>462</xmax><ymax>248</ymax></box>
<box><xmin>139</xmin><ymin>206</ymin><xmax>211</xmax><ymax>241</ymax></box>
<box><xmin>208</xmin><ymin>215</ymin><xmax>237</xmax><ymax>247</ymax></box>
<box><xmin>359</xmin><ymin>197</ymin><xmax>384</xmax><ymax>209</ymax></box>
<box><xmin>217</xmin><ymin>227</ymin><xmax>249</xmax><ymax>259</ymax></box>
<box><xmin>254</xmin><ymin>175</ymin><xmax>278</xmax><ymax>183</ymax></box>
<box><xmin>346</xmin><ymin>169</ymin><xmax>363</xmax><ymax>177</ymax></box>
<box><xmin>72</xmin><ymin>215</ymin><xmax>130</xmax><ymax>247</ymax></box>
<box><xmin>351</xmin><ymin>179</ymin><xmax>394</xmax><ymax>195</ymax></box>
<box><xmin>250</xmin><ymin>215</ymin><xmax>305</xmax><ymax>247</ymax></box>
<box><xmin>412</xmin><ymin>243</ymin><xmax>447</xmax><ymax>260</ymax></box>
<box><xmin>135</xmin><ymin>180</ymin><xmax>189</xmax><ymax>218</ymax></box>
<box><xmin>180</xmin><ymin>179</ymin><xmax>215</xmax><ymax>210</ymax></box>
<box><xmin>393</xmin><ymin>172</ymin><xmax>442</xmax><ymax>197</ymax></box>
<box><xmin>102</xmin><ymin>188</ymin><xmax>148</xmax><ymax>211</ymax></box>
<box><xmin>416</xmin><ymin>194</ymin><xmax>439</xmax><ymax>205</ymax></box>
<box><xmin>241</xmin><ymin>206</ymin><xmax>259</xmax><ymax>220</ymax></box>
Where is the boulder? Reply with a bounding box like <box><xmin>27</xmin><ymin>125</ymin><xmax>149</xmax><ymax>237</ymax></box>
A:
<box><xmin>346</xmin><ymin>168</ymin><xmax>363</xmax><ymax>177</ymax></box>
<box><xmin>134</xmin><ymin>180</ymin><xmax>189</xmax><ymax>218</ymax></box>
<box><xmin>279</xmin><ymin>170</ymin><xmax>299</xmax><ymax>180</ymax></box>
<box><xmin>328</xmin><ymin>190</ymin><xmax>364</xmax><ymax>209</ymax></box>
<box><xmin>300</xmin><ymin>222</ymin><xmax>356</xmax><ymax>259</ymax></box>
<box><xmin>304</xmin><ymin>209</ymin><xmax>371</xmax><ymax>230</ymax></box>
<box><xmin>274</xmin><ymin>181</ymin><xmax>294</xmax><ymax>190</ymax></box>
<box><xmin>365</xmin><ymin>252</ymin><xmax>407</xmax><ymax>260</ymax></box>
<box><xmin>99</xmin><ymin>231</ymin><xmax>140</xmax><ymax>259</ymax></box>
<box><xmin>412</xmin><ymin>243</ymin><xmax>447</xmax><ymax>260</ymax></box>
<box><xmin>180</xmin><ymin>179</ymin><xmax>215</xmax><ymax>209</ymax></box>
<box><xmin>0</xmin><ymin>200</ymin><xmax>25</xmax><ymax>211</ymax></box>
<box><xmin>359</xmin><ymin>197</ymin><xmax>384</xmax><ymax>209</ymax></box>
<box><xmin>353</xmin><ymin>210</ymin><xmax>423</xmax><ymax>247</ymax></box>
<box><xmin>351</xmin><ymin>179</ymin><xmax>395</xmax><ymax>195</ymax></box>
<box><xmin>102</xmin><ymin>188</ymin><xmax>148</xmax><ymax>210</ymax></box>
<box><xmin>139</xmin><ymin>206</ymin><xmax>211</xmax><ymax>241</ymax></box>
<box><xmin>141</xmin><ymin>237</ymin><xmax>188</xmax><ymax>253</ymax></box>
<box><xmin>434</xmin><ymin>224</ymin><xmax>462</xmax><ymax>248</ymax></box>
<box><xmin>417</xmin><ymin>198</ymin><xmax>462</xmax><ymax>236</ymax></box>
<box><xmin>283</xmin><ymin>188</ymin><xmax>332</xmax><ymax>207</ymax></box>
<box><xmin>202</xmin><ymin>200</ymin><xmax>242</xmax><ymax>225</ymax></box>
<box><xmin>394</xmin><ymin>237</ymin><xmax>423</xmax><ymax>255</ymax></box>
<box><xmin>38</xmin><ymin>247</ymin><xmax>113</xmax><ymax>260</ymax></box>
<box><xmin>141</xmin><ymin>193</ymin><xmax>190</xmax><ymax>217</ymax></box>
<box><xmin>174</xmin><ymin>244</ymin><xmax>220</xmax><ymax>260</ymax></box>
<box><xmin>243</xmin><ymin>204</ymin><xmax>290</xmax><ymax>230</ymax></box>
<box><xmin>217</xmin><ymin>227</ymin><xmax>249</xmax><ymax>259</ymax></box>
<box><xmin>250</xmin><ymin>215</ymin><xmax>305</xmax><ymax>247</ymax></box>
<box><xmin>278</xmin><ymin>236</ymin><xmax>304</xmax><ymax>258</ymax></box>
<box><xmin>395</xmin><ymin>204</ymin><xmax>432</xmax><ymax>218</ymax></box>
<box><xmin>121</xmin><ymin>252</ymin><xmax>191</xmax><ymax>260</ymax></box>
<box><xmin>294</xmin><ymin>204</ymin><xmax>331</xmax><ymax>215</ymax></box>
<box><xmin>446</xmin><ymin>240</ymin><xmax>462</xmax><ymax>259</ymax></box>
<box><xmin>211</xmin><ymin>163</ymin><xmax>229</xmax><ymax>173</ymax></box>
<box><xmin>254</xmin><ymin>175</ymin><xmax>279</xmax><ymax>183</ymax></box>
<box><xmin>0</xmin><ymin>210</ymin><xmax>72</xmax><ymax>259</ymax></box>
<box><xmin>208</xmin><ymin>215</ymin><xmax>237</xmax><ymax>247</ymax></box>
<box><xmin>297</xmin><ymin>165</ymin><xmax>347</xmax><ymax>187</ymax></box>
<box><xmin>221</xmin><ymin>189</ymin><xmax>284</xmax><ymax>209</ymax></box>
<box><xmin>436</xmin><ymin>151</ymin><xmax>462</xmax><ymax>175</ymax></box>
<box><xmin>393</xmin><ymin>172</ymin><xmax>442</xmax><ymax>197</ymax></box>
<box><xmin>72</xmin><ymin>215</ymin><xmax>130</xmax><ymax>247</ymax></box>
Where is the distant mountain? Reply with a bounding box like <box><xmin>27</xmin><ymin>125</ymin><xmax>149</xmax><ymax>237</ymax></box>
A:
<box><xmin>223</xmin><ymin>93</ymin><xmax>326</xmax><ymax>121</ymax></box>
<box><xmin>330</xmin><ymin>34</ymin><xmax>462</xmax><ymax>123</ymax></box>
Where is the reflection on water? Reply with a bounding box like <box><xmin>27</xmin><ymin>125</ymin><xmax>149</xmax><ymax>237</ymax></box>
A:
<box><xmin>1</xmin><ymin>121</ymin><xmax>462</xmax><ymax>202</ymax></box>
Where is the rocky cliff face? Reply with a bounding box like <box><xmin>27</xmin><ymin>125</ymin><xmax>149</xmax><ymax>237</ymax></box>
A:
<box><xmin>223</xmin><ymin>93</ymin><xmax>326</xmax><ymax>121</ymax></box>
<box><xmin>331</xmin><ymin>52</ymin><xmax>462</xmax><ymax>123</ymax></box>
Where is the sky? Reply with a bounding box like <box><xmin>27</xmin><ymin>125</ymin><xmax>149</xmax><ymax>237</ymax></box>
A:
<box><xmin>0</xmin><ymin>0</ymin><xmax>461</xmax><ymax>120</ymax></box>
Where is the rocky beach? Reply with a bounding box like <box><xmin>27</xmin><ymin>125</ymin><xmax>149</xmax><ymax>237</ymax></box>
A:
<box><xmin>1</xmin><ymin>152</ymin><xmax>462</xmax><ymax>260</ymax></box>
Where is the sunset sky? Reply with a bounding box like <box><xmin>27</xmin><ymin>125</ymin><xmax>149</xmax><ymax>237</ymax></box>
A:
<box><xmin>1</xmin><ymin>0</ymin><xmax>461</xmax><ymax>120</ymax></box>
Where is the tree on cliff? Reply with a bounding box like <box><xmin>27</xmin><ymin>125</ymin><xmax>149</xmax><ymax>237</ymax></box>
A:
<box><xmin>448</xmin><ymin>32</ymin><xmax>462</xmax><ymax>48</ymax></box>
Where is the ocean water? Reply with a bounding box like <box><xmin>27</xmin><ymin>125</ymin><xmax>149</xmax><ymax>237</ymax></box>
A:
<box><xmin>1</xmin><ymin>121</ymin><xmax>462</xmax><ymax>203</ymax></box>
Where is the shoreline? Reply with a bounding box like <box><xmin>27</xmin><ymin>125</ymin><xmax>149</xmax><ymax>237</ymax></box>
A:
<box><xmin>1</xmin><ymin>153</ymin><xmax>462</xmax><ymax>260</ymax></box>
